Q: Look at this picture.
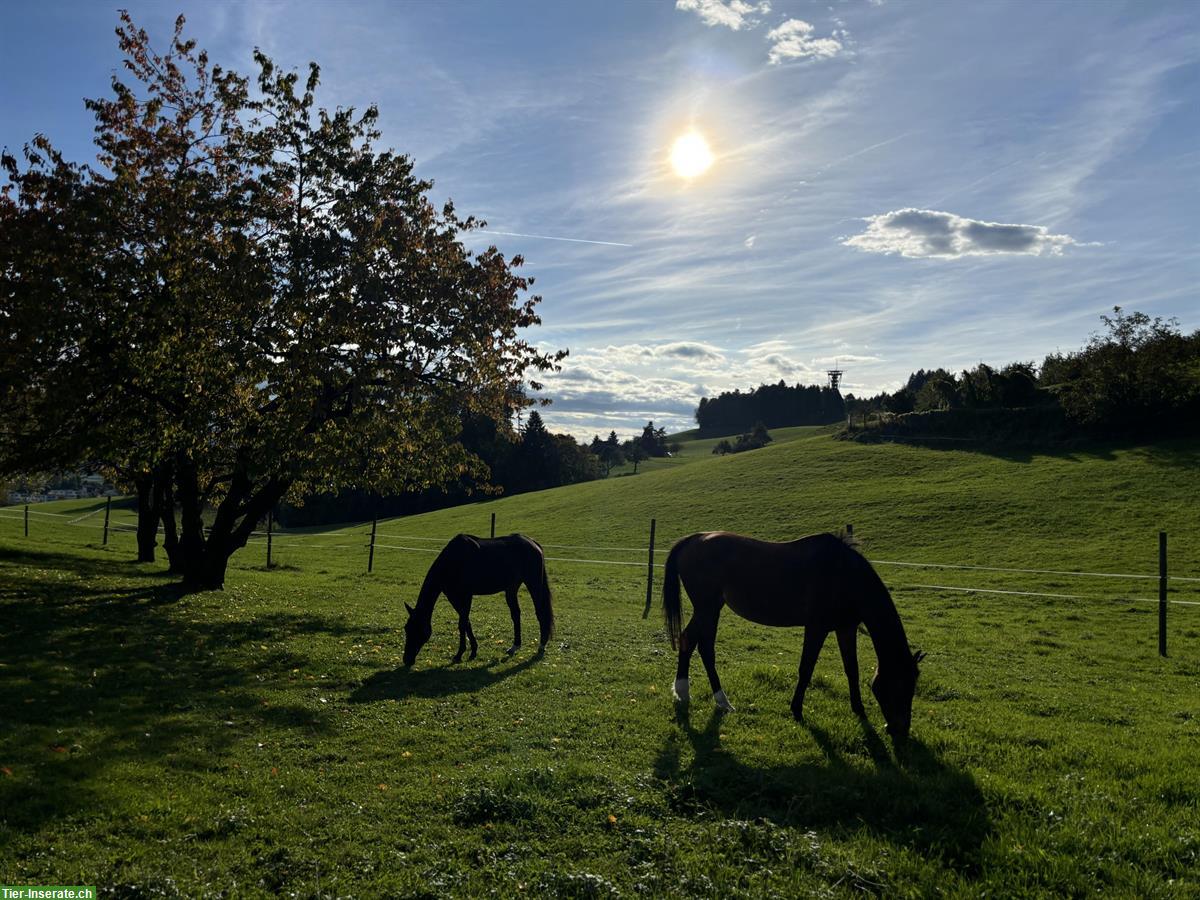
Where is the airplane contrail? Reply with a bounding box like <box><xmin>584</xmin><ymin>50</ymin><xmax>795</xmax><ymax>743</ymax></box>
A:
<box><xmin>479</xmin><ymin>229</ymin><xmax>633</xmax><ymax>248</ymax></box>
<box><xmin>815</xmin><ymin>132</ymin><xmax>912</xmax><ymax>174</ymax></box>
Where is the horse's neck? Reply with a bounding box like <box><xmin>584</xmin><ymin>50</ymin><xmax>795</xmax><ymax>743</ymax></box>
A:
<box><xmin>414</xmin><ymin>568</ymin><xmax>442</xmax><ymax>619</ymax></box>
<box><xmin>860</xmin><ymin>592</ymin><xmax>911</xmax><ymax>671</ymax></box>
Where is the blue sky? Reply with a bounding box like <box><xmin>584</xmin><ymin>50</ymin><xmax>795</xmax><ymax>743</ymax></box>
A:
<box><xmin>3</xmin><ymin>1</ymin><xmax>1198</xmax><ymax>439</ymax></box>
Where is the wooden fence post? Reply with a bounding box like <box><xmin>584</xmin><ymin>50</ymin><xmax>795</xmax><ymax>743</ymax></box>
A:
<box><xmin>102</xmin><ymin>495</ymin><xmax>111</xmax><ymax>546</ymax></box>
<box><xmin>642</xmin><ymin>518</ymin><xmax>657</xmax><ymax>619</ymax></box>
<box><xmin>490</xmin><ymin>512</ymin><xmax>496</xmax><ymax>539</ymax></box>
<box><xmin>368</xmin><ymin>518</ymin><xmax>378</xmax><ymax>573</ymax></box>
<box><xmin>1159</xmin><ymin>531</ymin><xmax>1167</xmax><ymax>657</ymax></box>
<box><xmin>267</xmin><ymin>510</ymin><xmax>273</xmax><ymax>569</ymax></box>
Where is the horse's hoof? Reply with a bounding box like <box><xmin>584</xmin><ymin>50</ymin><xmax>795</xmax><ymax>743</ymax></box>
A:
<box><xmin>851</xmin><ymin>704</ymin><xmax>867</xmax><ymax>718</ymax></box>
<box><xmin>450</xmin><ymin>656</ymin><xmax>463</xmax><ymax>665</ymax></box>
<box><xmin>672</xmin><ymin>678</ymin><xmax>690</xmax><ymax>703</ymax></box>
<box><xmin>505</xmin><ymin>644</ymin><xmax>520</xmax><ymax>656</ymax></box>
<box><xmin>792</xmin><ymin>707</ymin><xmax>804</xmax><ymax>722</ymax></box>
<box><xmin>714</xmin><ymin>690</ymin><xmax>735</xmax><ymax>712</ymax></box>
<box><xmin>468</xmin><ymin>651</ymin><xmax>478</xmax><ymax>661</ymax></box>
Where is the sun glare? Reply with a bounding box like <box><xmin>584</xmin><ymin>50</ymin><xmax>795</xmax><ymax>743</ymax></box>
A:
<box><xmin>670</xmin><ymin>130</ymin><xmax>714</xmax><ymax>179</ymax></box>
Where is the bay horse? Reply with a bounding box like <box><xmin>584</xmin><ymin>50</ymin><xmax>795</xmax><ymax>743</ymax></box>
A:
<box><xmin>402</xmin><ymin>534</ymin><xmax>554</xmax><ymax>666</ymax></box>
<box><xmin>663</xmin><ymin>531</ymin><xmax>924</xmax><ymax>739</ymax></box>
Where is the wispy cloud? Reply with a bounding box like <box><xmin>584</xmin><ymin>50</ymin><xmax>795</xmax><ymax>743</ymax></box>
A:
<box><xmin>479</xmin><ymin>230</ymin><xmax>633</xmax><ymax>248</ymax></box>
<box><xmin>675</xmin><ymin>0</ymin><xmax>771</xmax><ymax>31</ymax></box>
<box><xmin>843</xmin><ymin>209</ymin><xmax>1085</xmax><ymax>259</ymax></box>
<box><xmin>766</xmin><ymin>19</ymin><xmax>844</xmax><ymax>64</ymax></box>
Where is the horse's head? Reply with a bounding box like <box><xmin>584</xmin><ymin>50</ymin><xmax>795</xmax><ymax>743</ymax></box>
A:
<box><xmin>401</xmin><ymin>602</ymin><xmax>432</xmax><ymax>667</ymax></box>
<box><xmin>871</xmin><ymin>649</ymin><xmax>925</xmax><ymax>741</ymax></box>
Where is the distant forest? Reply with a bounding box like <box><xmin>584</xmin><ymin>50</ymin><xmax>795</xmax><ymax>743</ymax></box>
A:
<box><xmin>695</xmin><ymin>383</ymin><xmax>845</xmax><ymax>435</ymax></box>
<box><xmin>279</xmin><ymin>413</ymin><xmax>672</xmax><ymax>527</ymax></box>
<box><xmin>843</xmin><ymin>308</ymin><xmax>1200</xmax><ymax>444</ymax></box>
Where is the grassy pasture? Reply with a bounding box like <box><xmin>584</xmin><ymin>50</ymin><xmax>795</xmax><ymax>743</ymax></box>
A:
<box><xmin>1</xmin><ymin>435</ymin><xmax>1199</xmax><ymax>897</ymax></box>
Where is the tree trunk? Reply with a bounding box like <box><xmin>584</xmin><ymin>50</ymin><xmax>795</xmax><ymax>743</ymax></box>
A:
<box><xmin>156</xmin><ymin>464</ymin><xmax>182</xmax><ymax>574</ymax></box>
<box><xmin>175</xmin><ymin>456</ymin><xmax>207</xmax><ymax>584</ymax></box>
<box><xmin>134</xmin><ymin>472</ymin><xmax>160</xmax><ymax>563</ymax></box>
<box><xmin>176</xmin><ymin>459</ymin><xmax>289</xmax><ymax>591</ymax></box>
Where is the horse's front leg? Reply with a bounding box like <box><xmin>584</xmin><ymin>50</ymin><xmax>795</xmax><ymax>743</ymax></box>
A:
<box><xmin>791</xmin><ymin>627</ymin><xmax>829</xmax><ymax>722</ymax></box>
<box><xmin>449</xmin><ymin>593</ymin><xmax>475</xmax><ymax>663</ymax></box>
<box><xmin>451</xmin><ymin>624</ymin><xmax>467</xmax><ymax>665</ymax></box>
<box><xmin>836</xmin><ymin>624</ymin><xmax>866</xmax><ymax>717</ymax></box>
<box><xmin>464</xmin><ymin>594</ymin><xmax>478</xmax><ymax>660</ymax></box>
<box><xmin>504</xmin><ymin>587</ymin><xmax>521</xmax><ymax>656</ymax></box>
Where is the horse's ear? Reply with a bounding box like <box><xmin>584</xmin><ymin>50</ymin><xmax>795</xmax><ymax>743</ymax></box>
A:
<box><xmin>405</xmin><ymin>602</ymin><xmax>414</xmax><ymax>615</ymax></box>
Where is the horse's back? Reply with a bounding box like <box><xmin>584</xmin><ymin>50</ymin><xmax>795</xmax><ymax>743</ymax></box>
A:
<box><xmin>438</xmin><ymin>532</ymin><xmax>542</xmax><ymax>595</ymax></box>
<box><xmin>676</xmin><ymin>531</ymin><xmax>867</xmax><ymax>628</ymax></box>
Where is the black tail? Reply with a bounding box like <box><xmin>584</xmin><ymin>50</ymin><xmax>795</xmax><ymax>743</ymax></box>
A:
<box><xmin>662</xmin><ymin>537</ymin><xmax>689</xmax><ymax>650</ymax></box>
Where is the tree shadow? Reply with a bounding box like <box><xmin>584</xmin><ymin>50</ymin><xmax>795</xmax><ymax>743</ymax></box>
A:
<box><xmin>349</xmin><ymin>652</ymin><xmax>543</xmax><ymax>703</ymax></box>
<box><xmin>0</xmin><ymin>544</ymin><xmax>381</xmax><ymax>843</ymax></box>
<box><xmin>0</xmin><ymin>544</ymin><xmax>176</xmax><ymax>582</ymax></box>
<box><xmin>856</xmin><ymin>429</ymin><xmax>1200</xmax><ymax>467</ymax></box>
<box><xmin>654</xmin><ymin>704</ymin><xmax>992</xmax><ymax>874</ymax></box>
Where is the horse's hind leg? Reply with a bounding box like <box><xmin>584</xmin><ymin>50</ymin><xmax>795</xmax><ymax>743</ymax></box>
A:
<box><xmin>697</xmin><ymin>616</ymin><xmax>734</xmax><ymax>712</ymax></box>
<box><xmin>504</xmin><ymin>587</ymin><xmax>521</xmax><ymax>656</ymax></box>
<box><xmin>836</xmin><ymin>624</ymin><xmax>866</xmax><ymax>717</ymax></box>
<box><xmin>673</xmin><ymin>617</ymin><xmax>700</xmax><ymax>703</ymax></box>
<box><xmin>791</xmin><ymin>627</ymin><xmax>829</xmax><ymax>722</ymax></box>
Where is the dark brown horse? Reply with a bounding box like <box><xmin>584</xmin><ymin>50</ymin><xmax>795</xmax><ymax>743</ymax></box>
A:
<box><xmin>663</xmin><ymin>531</ymin><xmax>924</xmax><ymax>739</ymax></box>
<box><xmin>402</xmin><ymin>534</ymin><xmax>554</xmax><ymax>666</ymax></box>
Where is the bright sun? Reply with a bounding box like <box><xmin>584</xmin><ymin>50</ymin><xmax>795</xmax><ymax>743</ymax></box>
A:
<box><xmin>670</xmin><ymin>130</ymin><xmax>714</xmax><ymax>179</ymax></box>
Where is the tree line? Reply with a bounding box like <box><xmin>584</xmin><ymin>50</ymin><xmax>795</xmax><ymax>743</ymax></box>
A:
<box><xmin>0</xmin><ymin>14</ymin><xmax>562</xmax><ymax>587</ymax></box>
<box><xmin>695</xmin><ymin>382</ymin><xmax>845</xmax><ymax>435</ymax></box>
<box><xmin>844</xmin><ymin>308</ymin><xmax>1200</xmax><ymax>441</ymax></box>
<box><xmin>278</xmin><ymin>416</ymin><xmax>682</xmax><ymax>525</ymax></box>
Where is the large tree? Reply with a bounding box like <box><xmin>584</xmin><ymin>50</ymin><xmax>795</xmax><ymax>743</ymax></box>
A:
<box><xmin>2</xmin><ymin>14</ymin><xmax>564</xmax><ymax>589</ymax></box>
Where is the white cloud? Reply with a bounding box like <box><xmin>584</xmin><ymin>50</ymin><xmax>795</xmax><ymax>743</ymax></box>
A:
<box><xmin>589</xmin><ymin>341</ymin><xmax>727</xmax><ymax>366</ymax></box>
<box><xmin>744</xmin><ymin>234</ymin><xmax>757</xmax><ymax>248</ymax></box>
<box><xmin>657</xmin><ymin>341</ymin><xmax>727</xmax><ymax>362</ymax></box>
<box><xmin>760</xmin><ymin>353</ymin><xmax>800</xmax><ymax>375</ymax></box>
<box><xmin>843</xmin><ymin>209</ymin><xmax>1084</xmax><ymax>259</ymax></box>
<box><xmin>766</xmin><ymin>19</ymin><xmax>843</xmax><ymax>64</ymax></box>
<box><xmin>675</xmin><ymin>0</ymin><xmax>771</xmax><ymax>31</ymax></box>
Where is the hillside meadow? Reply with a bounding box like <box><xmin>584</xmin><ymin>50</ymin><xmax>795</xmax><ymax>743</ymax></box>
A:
<box><xmin>1</xmin><ymin>431</ymin><xmax>1198</xmax><ymax>897</ymax></box>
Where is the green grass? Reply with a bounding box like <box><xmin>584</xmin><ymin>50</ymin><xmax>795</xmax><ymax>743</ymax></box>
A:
<box><xmin>607</xmin><ymin>423</ymin><xmax>831</xmax><ymax>476</ymax></box>
<box><xmin>1</xmin><ymin>435</ymin><xmax>1198</xmax><ymax>897</ymax></box>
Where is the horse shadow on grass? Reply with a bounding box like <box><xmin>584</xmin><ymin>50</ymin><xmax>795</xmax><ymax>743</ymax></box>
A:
<box><xmin>654</xmin><ymin>704</ymin><xmax>992</xmax><ymax>875</ymax></box>
<box><xmin>349</xmin><ymin>652</ymin><xmax>544</xmax><ymax>703</ymax></box>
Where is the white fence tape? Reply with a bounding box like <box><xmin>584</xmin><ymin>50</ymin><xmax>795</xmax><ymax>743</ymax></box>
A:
<box><xmin>4</xmin><ymin>509</ymin><xmax>1198</xmax><ymax>606</ymax></box>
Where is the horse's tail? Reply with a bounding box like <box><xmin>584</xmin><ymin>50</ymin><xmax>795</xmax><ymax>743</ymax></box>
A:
<box><xmin>662</xmin><ymin>536</ymin><xmax>692</xmax><ymax>650</ymax></box>
<box><xmin>531</xmin><ymin>540</ymin><xmax>555</xmax><ymax>644</ymax></box>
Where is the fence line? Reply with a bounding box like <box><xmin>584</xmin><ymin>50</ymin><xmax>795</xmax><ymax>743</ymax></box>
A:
<box><xmin>915</xmin><ymin>582</ymin><xmax>1200</xmax><ymax>607</ymax></box>
<box><xmin>5</xmin><ymin>509</ymin><xmax>1198</xmax><ymax>622</ymax></box>
<box><xmin>874</xmin><ymin>558</ymin><xmax>1200</xmax><ymax>584</ymax></box>
<box><xmin>6</xmin><ymin>510</ymin><xmax>1198</xmax><ymax>586</ymax></box>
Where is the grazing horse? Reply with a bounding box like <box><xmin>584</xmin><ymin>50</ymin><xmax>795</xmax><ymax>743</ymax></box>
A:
<box><xmin>663</xmin><ymin>531</ymin><xmax>924</xmax><ymax>739</ymax></box>
<box><xmin>402</xmin><ymin>534</ymin><xmax>555</xmax><ymax>666</ymax></box>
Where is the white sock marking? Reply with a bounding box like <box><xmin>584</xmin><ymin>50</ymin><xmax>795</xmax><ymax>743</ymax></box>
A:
<box><xmin>673</xmin><ymin>678</ymin><xmax>690</xmax><ymax>703</ymax></box>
